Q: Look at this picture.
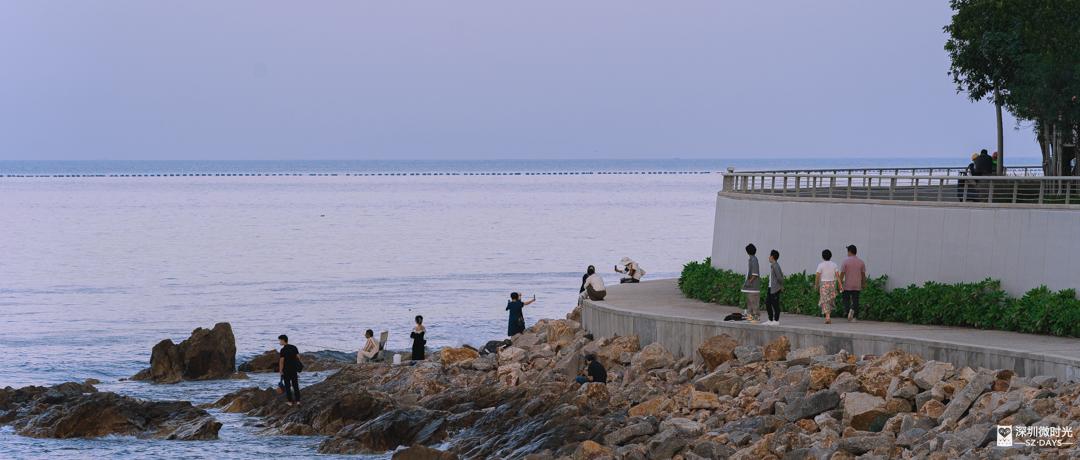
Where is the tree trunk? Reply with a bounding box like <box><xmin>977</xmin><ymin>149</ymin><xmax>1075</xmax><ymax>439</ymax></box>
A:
<box><xmin>995</xmin><ymin>94</ymin><xmax>1004</xmax><ymax>175</ymax></box>
<box><xmin>1040</xmin><ymin>122</ymin><xmax>1051</xmax><ymax>176</ymax></box>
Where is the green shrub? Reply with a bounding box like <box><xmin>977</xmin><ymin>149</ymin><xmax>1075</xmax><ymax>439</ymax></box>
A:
<box><xmin>678</xmin><ymin>258</ymin><xmax>1080</xmax><ymax>338</ymax></box>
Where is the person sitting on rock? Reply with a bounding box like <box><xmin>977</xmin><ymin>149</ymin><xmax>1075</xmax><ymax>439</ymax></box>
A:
<box><xmin>357</xmin><ymin>329</ymin><xmax>379</xmax><ymax>363</ymax></box>
<box><xmin>581</xmin><ymin>267</ymin><xmax>607</xmax><ymax>301</ymax></box>
<box><xmin>575</xmin><ymin>354</ymin><xmax>607</xmax><ymax>385</ymax></box>
<box><xmin>615</xmin><ymin>257</ymin><xmax>645</xmax><ymax>284</ymax></box>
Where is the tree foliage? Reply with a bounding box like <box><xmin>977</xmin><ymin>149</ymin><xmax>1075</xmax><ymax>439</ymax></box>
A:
<box><xmin>945</xmin><ymin>0</ymin><xmax>1080</xmax><ymax>174</ymax></box>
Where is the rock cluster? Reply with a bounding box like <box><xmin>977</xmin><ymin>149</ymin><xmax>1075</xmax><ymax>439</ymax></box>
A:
<box><xmin>0</xmin><ymin>382</ymin><xmax>220</xmax><ymax>440</ymax></box>
<box><xmin>237</xmin><ymin>349</ymin><xmax>356</xmax><ymax>373</ymax></box>
<box><xmin>131</xmin><ymin>322</ymin><xmax>239</xmax><ymax>383</ymax></box>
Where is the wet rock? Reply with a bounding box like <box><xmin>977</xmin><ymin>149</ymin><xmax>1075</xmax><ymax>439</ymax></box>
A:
<box><xmin>238</xmin><ymin>349</ymin><xmax>357</xmax><ymax>372</ymax></box>
<box><xmin>392</xmin><ymin>445</ymin><xmax>459</xmax><ymax>460</ymax></box>
<box><xmin>208</xmin><ymin>387</ymin><xmax>276</xmax><ymax>413</ymax></box>
<box><xmin>131</xmin><ymin>322</ymin><xmax>237</xmax><ymax>383</ymax></box>
<box><xmin>632</xmin><ymin>343</ymin><xmax>675</xmax><ymax>371</ymax></box>
<box><xmin>318</xmin><ymin>407</ymin><xmax>449</xmax><ymax>454</ymax></box>
<box><xmin>11</xmin><ymin>387</ymin><xmax>220</xmax><ymax>440</ymax></box>
<box><xmin>697</xmin><ymin>334</ymin><xmax>738</xmax><ymax>370</ymax></box>
<box><xmin>763</xmin><ymin>335</ymin><xmax>790</xmax><ymax>361</ymax></box>
<box><xmin>440</xmin><ymin>347</ymin><xmax>479</xmax><ymax>366</ymax></box>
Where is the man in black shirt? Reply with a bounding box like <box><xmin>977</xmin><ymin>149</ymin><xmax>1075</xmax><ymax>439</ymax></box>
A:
<box><xmin>575</xmin><ymin>354</ymin><xmax>607</xmax><ymax>384</ymax></box>
<box><xmin>973</xmin><ymin>149</ymin><xmax>995</xmax><ymax>176</ymax></box>
<box><xmin>278</xmin><ymin>334</ymin><xmax>301</xmax><ymax>405</ymax></box>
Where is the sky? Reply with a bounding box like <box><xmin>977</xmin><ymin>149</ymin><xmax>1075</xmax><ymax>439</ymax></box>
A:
<box><xmin>0</xmin><ymin>1</ymin><xmax>1038</xmax><ymax>161</ymax></box>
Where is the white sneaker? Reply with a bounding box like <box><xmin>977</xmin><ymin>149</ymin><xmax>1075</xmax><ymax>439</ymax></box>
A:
<box><xmin>774</xmin><ymin>321</ymin><xmax>780</xmax><ymax>326</ymax></box>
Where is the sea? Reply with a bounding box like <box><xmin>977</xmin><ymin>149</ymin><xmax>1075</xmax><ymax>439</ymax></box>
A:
<box><xmin>0</xmin><ymin>157</ymin><xmax>1010</xmax><ymax>459</ymax></box>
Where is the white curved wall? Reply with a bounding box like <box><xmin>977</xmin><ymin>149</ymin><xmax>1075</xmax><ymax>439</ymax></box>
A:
<box><xmin>711</xmin><ymin>193</ymin><xmax>1080</xmax><ymax>295</ymax></box>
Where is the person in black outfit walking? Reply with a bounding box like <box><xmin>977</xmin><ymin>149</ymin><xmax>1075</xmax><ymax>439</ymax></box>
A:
<box><xmin>410</xmin><ymin>315</ymin><xmax>426</xmax><ymax>361</ymax></box>
<box><xmin>277</xmin><ymin>334</ymin><xmax>301</xmax><ymax>406</ymax></box>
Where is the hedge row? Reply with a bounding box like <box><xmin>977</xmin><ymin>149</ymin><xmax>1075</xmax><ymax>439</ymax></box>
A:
<box><xmin>678</xmin><ymin>257</ymin><xmax>1080</xmax><ymax>338</ymax></box>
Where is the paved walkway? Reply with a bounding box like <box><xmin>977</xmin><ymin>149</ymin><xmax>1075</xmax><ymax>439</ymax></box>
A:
<box><xmin>581</xmin><ymin>279</ymin><xmax>1080</xmax><ymax>381</ymax></box>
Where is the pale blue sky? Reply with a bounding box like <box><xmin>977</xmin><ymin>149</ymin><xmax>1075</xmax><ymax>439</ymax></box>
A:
<box><xmin>0</xmin><ymin>1</ymin><xmax>1035</xmax><ymax>160</ymax></box>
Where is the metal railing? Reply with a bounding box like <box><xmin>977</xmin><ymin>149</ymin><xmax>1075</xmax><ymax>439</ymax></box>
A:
<box><xmin>758</xmin><ymin>165</ymin><xmax>1044</xmax><ymax>177</ymax></box>
<box><xmin>723</xmin><ymin>167</ymin><xmax>1080</xmax><ymax>206</ymax></box>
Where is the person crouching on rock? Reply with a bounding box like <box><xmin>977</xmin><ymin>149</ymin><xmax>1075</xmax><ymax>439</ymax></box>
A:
<box><xmin>506</xmin><ymin>292</ymin><xmax>536</xmax><ymax>337</ymax></box>
<box><xmin>581</xmin><ymin>267</ymin><xmax>607</xmax><ymax>301</ymax></box>
<box><xmin>358</xmin><ymin>329</ymin><xmax>379</xmax><ymax>363</ymax></box>
<box><xmin>575</xmin><ymin>354</ymin><xmax>607</xmax><ymax>385</ymax></box>
<box><xmin>410</xmin><ymin>315</ymin><xmax>426</xmax><ymax>361</ymax></box>
<box><xmin>615</xmin><ymin>257</ymin><xmax>645</xmax><ymax>283</ymax></box>
<box><xmin>278</xmin><ymin>334</ymin><xmax>301</xmax><ymax>406</ymax></box>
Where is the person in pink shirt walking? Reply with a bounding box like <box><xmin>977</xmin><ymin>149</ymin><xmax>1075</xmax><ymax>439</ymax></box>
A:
<box><xmin>839</xmin><ymin>245</ymin><xmax>866</xmax><ymax>322</ymax></box>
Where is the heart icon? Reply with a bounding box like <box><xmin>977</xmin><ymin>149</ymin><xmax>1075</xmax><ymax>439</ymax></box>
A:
<box><xmin>998</xmin><ymin>427</ymin><xmax>1011</xmax><ymax>437</ymax></box>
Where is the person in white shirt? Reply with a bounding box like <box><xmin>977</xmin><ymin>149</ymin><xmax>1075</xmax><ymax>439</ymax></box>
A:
<box><xmin>581</xmin><ymin>267</ymin><xmax>607</xmax><ymax>301</ymax></box>
<box><xmin>814</xmin><ymin>249</ymin><xmax>841</xmax><ymax>324</ymax></box>
<box><xmin>615</xmin><ymin>257</ymin><xmax>645</xmax><ymax>284</ymax></box>
<box><xmin>357</xmin><ymin>329</ymin><xmax>379</xmax><ymax>363</ymax></box>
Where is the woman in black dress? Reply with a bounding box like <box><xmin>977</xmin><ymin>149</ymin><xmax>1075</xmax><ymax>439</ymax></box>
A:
<box><xmin>410</xmin><ymin>315</ymin><xmax>426</xmax><ymax>361</ymax></box>
<box><xmin>506</xmin><ymin>292</ymin><xmax>536</xmax><ymax>336</ymax></box>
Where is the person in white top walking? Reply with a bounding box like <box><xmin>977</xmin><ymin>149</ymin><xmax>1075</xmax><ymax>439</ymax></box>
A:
<box><xmin>814</xmin><ymin>249</ymin><xmax>841</xmax><ymax>324</ymax></box>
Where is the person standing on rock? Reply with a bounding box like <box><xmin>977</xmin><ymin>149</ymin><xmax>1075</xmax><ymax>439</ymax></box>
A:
<box><xmin>575</xmin><ymin>354</ymin><xmax>607</xmax><ymax>384</ymax></box>
<box><xmin>506</xmin><ymin>292</ymin><xmax>536</xmax><ymax>336</ymax></box>
<box><xmin>358</xmin><ymin>329</ymin><xmax>379</xmax><ymax>363</ymax></box>
<box><xmin>814</xmin><ymin>249</ymin><xmax>841</xmax><ymax>324</ymax></box>
<box><xmin>765</xmin><ymin>249</ymin><xmax>784</xmax><ymax>326</ymax></box>
<box><xmin>741</xmin><ymin>244</ymin><xmax>761</xmax><ymax>322</ymax></box>
<box><xmin>277</xmin><ymin>334</ymin><xmax>301</xmax><ymax>406</ymax></box>
<box><xmin>839</xmin><ymin>245</ymin><xmax>866</xmax><ymax>323</ymax></box>
<box><xmin>410</xmin><ymin>315</ymin><xmax>426</xmax><ymax>361</ymax></box>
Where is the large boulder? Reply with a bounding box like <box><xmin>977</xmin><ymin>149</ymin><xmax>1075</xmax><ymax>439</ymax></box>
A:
<box><xmin>318</xmin><ymin>407</ymin><xmax>449</xmax><ymax>454</ymax></box>
<box><xmin>131</xmin><ymin>322</ymin><xmax>237</xmax><ymax>383</ymax></box>
<box><xmin>9</xmin><ymin>384</ymin><xmax>220</xmax><ymax>440</ymax></box>
<box><xmin>628</xmin><ymin>396</ymin><xmax>674</xmax><ymax>417</ymax></box>
<box><xmin>238</xmin><ymin>349</ymin><xmax>355</xmax><ymax>373</ymax></box>
<box><xmin>604</xmin><ymin>421</ymin><xmax>656</xmax><ymax>446</ymax></box>
<box><xmin>783</xmin><ymin>390</ymin><xmax>840</xmax><ymax>421</ymax></box>
<box><xmin>842</xmin><ymin>392</ymin><xmax>888</xmax><ymax>431</ymax></box>
<box><xmin>392</xmin><ymin>445</ymin><xmax>459</xmax><ymax>460</ymax></box>
<box><xmin>207</xmin><ymin>387</ymin><xmax>276</xmax><ymax>413</ymax></box>
<box><xmin>939</xmin><ymin>370</ymin><xmax>995</xmax><ymax>427</ymax></box>
<box><xmin>697</xmin><ymin>335</ymin><xmax>738</xmax><ymax>370</ymax></box>
<box><xmin>856</xmin><ymin>350</ymin><xmax>924</xmax><ymax>397</ymax></box>
<box><xmin>632</xmin><ymin>343</ymin><xmax>675</xmax><ymax>371</ymax></box>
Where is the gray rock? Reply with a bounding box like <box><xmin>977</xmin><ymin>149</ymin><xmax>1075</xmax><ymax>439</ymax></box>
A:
<box><xmin>915</xmin><ymin>390</ymin><xmax>935</xmax><ymax>411</ymax></box>
<box><xmin>646</xmin><ymin>429</ymin><xmax>687</xmax><ymax>460</ymax></box>
<box><xmin>615</xmin><ymin>443</ymin><xmax>647</xmax><ymax>460</ymax></box>
<box><xmin>896</xmin><ymin>427</ymin><xmax>927</xmax><ymax>447</ymax></box>
<box><xmin>693</xmin><ymin>440</ymin><xmax>735</xmax><ymax>459</ymax></box>
<box><xmin>734</xmin><ymin>345</ymin><xmax>764</xmax><ymax>364</ymax></box>
<box><xmin>828</xmin><ymin>372</ymin><xmax>860</xmax><ymax>395</ymax></box>
<box><xmin>604</xmin><ymin>421</ymin><xmax>656</xmax><ymax>446</ymax></box>
<box><xmin>939</xmin><ymin>370</ymin><xmax>995</xmax><ymax>427</ymax></box>
<box><xmin>719</xmin><ymin>415</ymin><xmax>784</xmax><ymax>436</ymax></box>
<box><xmin>658</xmin><ymin>418</ymin><xmax>704</xmax><ymax>437</ymax></box>
<box><xmin>694</xmin><ymin>370</ymin><xmax>742</xmax><ymax>397</ymax></box>
<box><xmin>783</xmin><ymin>390</ymin><xmax>840</xmax><ymax>422</ymax></box>
<box><xmin>990</xmin><ymin>397</ymin><xmax>1021</xmax><ymax>422</ymax></box>
<box><xmin>837</xmin><ymin>432</ymin><xmax>895</xmax><ymax>455</ymax></box>
<box><xmin>1032</xmin><ymin>375</ymin><xmax>1057</xmax><ymax>387</ymax></box>
<box><xmin>788</xmin><ymin>345</ymin><xmax>826</xmax><ymax>363</ymax></box>
<box><xmin>913</xmin><ymin>361</ymin><xmax>954</xmax><ymax>390</ymax></box>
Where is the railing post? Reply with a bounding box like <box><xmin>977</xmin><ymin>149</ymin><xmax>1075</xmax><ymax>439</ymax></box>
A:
<box><xmin>913</xmin><ymin>178</ymin><xmax>919</xmax><ymax>201</ymax></box>
<box><xmin>1038</xmin><ymin>180</ymin><xmax>1045</xmax><ymax>204</ymax></box>
<box><xmin>1067</xmin><ymin>180</ymin><xmax>1072</xmax><ymax>204</ymax></box>
<box><xmin>723</xmin><ymin>173</ymin><xmax>735</xmax><ymax>192</ymax></box>
<box><xmin>1012</xmin><ymin>181</ymin><xmax>1018</xmax><ymax>203</ymax></box>
<box><xmin>988</xmin><ymin>180</ymin><xmax>994</xmax><ymax>203</ymax></box>
<box><xmin>937</xmin><ymin>178</ymin><xmax>943</xmax><ymax>201</ymax></box>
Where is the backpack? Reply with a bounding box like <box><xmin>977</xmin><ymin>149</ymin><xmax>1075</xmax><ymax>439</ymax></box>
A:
<box><xmin>724</xmin><ymin>312</ymin><xmax>745</xmax><ymax>322</ymax></box>
<box><xmin>295</xmin><ymin>357</ymin><xmax>304</xmax><ymax>373</ymax></box>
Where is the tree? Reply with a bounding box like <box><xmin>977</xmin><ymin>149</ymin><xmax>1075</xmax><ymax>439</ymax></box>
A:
<box><xmin>945</xmin><ymin>0</ymin><xmax>1080</xmax><ymax>175</ymax></box>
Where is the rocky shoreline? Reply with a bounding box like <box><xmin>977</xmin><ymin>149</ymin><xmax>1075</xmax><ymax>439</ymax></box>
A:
<box><xmin>2</xmin><ymin>305</ymin><xmax>1078</xmax><ymax>458</ymax></box>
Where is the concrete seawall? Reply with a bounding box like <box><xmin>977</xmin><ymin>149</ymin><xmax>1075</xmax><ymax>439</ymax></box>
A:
<box><xmin>710</xmin><ymin>192</ymin><xmax>1080</xmax><ymax>295</ymax></box>
<box><xmin>581</xmin><ymin>280</ymin><xmax>1080</xmax><ymax>381</ymax></box>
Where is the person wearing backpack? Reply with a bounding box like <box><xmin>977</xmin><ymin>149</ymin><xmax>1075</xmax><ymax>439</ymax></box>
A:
<box><xmin>278</xmin><ymin>334</ymin><xmax>302</xmax><ymax>406</ymax></box>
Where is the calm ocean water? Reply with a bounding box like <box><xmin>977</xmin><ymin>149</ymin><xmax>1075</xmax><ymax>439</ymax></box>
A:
<box><xmin>0</xmin><ymin>158</ymin><xmax>996</xmax><ymax>458</ymax></box>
